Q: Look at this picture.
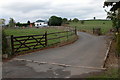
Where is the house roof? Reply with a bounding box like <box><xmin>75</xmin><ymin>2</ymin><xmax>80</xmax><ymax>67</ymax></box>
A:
<box><xmin>36</xmin><ymin>20</ymin><xmax>45</xmax><ymax>22</ymax></box>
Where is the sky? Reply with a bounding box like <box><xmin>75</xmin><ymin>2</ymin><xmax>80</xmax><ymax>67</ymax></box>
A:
<box><xmin>105</xmin><ymin>0</ymin><xmax>120</xmax><ymax>2</ymax></box>
<box><xmin>0</xmin><ymin>0</ymin><xmax>110</xmax><ymax>23</ymax></box>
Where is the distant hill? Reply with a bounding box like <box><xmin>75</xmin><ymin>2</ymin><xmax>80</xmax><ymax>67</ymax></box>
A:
<box><xmin>81</xmin><ymin>19</ymin><xmax>111</xmax><ymax>21</ymax></box>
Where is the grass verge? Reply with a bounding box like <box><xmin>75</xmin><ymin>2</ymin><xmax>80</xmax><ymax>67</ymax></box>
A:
<box><xmin>87</xmin><ymin>68</ymin><xmax>118</xmax><ymax>79</ymax></box>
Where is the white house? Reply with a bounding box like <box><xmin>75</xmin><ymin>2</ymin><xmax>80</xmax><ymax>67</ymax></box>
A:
<box><xmin>35</xmin><ymin>20</ymin><xmax>48</xmax><ymax>27</ymax></box>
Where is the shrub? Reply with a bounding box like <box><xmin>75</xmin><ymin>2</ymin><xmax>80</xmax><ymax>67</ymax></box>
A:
<box><xmin>116</xmin><ymin>33</ymin><xmax>120</xmax><ymax>57</ymax></box>
<box><xmin>81</xmin><ymin>20</ymin><xmax>85</xmax><ymax>24</ymax></box>
<box><xmin>2</xmin><ymin>29</ymin><xmax>10</xmax><ymax>56</ymax></box>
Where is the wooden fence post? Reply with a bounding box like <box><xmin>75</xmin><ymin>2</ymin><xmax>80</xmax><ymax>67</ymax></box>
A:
<box><xmin>45</xmin><ymin>31</ymin><xmax>47</xmax><ymax>46</ymax></box>
<box><xmin>11</xmin><ymin>35</ymin><xmax>14</xmax><ymax>55</ymax></box>
<box><xmin>93</xmin><ymin>28</ymin><xmax>94</xmax><ymax>34</ymax></box>
<box><xmin>66</xmin><ymin>31</ymin><xmax>69</xmax><ymax>41</ymax></box>
<box><xmin>75</xmin><ymin>26</ymin><xmax>77</xmax><ymax>35</ymax></box>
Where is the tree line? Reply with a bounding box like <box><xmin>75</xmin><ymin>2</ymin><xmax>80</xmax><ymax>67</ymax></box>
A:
<box><xmin>48</xmin><ymin>16</ymin><xmax>81</xmax><ymax>26</ymax></box>
<box><xmin>1</xmin><ymin>16</ymin><xmax>83</xmax><ymax>27</ymax></box>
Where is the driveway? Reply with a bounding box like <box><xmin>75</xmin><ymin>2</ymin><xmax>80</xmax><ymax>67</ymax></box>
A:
<box><xmin>2</xmin><ymin>32</ymin><xmax>107</xmax><ymax>78</ymax></box>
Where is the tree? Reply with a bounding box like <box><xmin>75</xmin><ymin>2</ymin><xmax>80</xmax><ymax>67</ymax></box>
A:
<box><xmin>104</xmin><ymin>1</ymin><xmax>120</xmax><ymax>33</ymax></box>
<box><xmin>49</xmin><ymin>16</ymin><xmax>62</xmax><ymax>26</ymax></box>
<box><xmin>72</xmin><ymin>18</ymin><xmax>79</xmax><ymax>22</ymax></box>
<box><xmin>106</xmin><ymin>11</ymin><xmax>117</xmax><ymax>28</ymax></box>
<box><xmin>68</xmin><ymin>19</ymin><xmax>72</xmax><ymax>22</ymax></box>
<box><xmin>2</xmin><ymin>29</ymin><xmax>9</xmax><ymax>55</ymax></box>
<box><xmin>0</xmin><ymin>19</ymin><xmax>5</xmax><ymax>25</ymax></box>
<box><xmin>16</xmin><ymin>22</ymin><xmax>21</xmax><ymax>27</ymax></box>
<box><xmin>9</xmin><ymin>18</ymin><xmax>16</xmax><ymax>27</ymax></box>
<box><xmin>62</xmin><ymin>18</ymin><xmax>68</xmax><ymax>24</ymax></box>
<box><xmin>27</xmin><ymin>20</ymin><xmax>30</xmax><ymax>25</ymax></box>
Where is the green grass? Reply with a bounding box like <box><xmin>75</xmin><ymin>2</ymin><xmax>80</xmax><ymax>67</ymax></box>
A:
<box><xmin>69</xmin><ymin>20</ymin><xmax>112</xmax><ymax>34</ymax></box>
<box><xmin>4</xmin><ymin>28</ymin><xmax>63</xmax><ymax>36</ymax></box>
<box><xmin>4</xmin><ymin>28</ymin><xmax>76</xmax><ymax>53</ymax></box>
<box><xmin>87</xmin><ymin>68</ymin><xmax>119</xmax><ymax>79</ymax></box>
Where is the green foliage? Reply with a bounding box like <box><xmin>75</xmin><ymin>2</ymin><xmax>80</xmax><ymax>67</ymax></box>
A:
<box><xmin>16</xmin><ymin>22</ymin><xmax>21</xmax><ymax>26</ymax></box>
<box><xmin>9</xmin><ymin>18</ymin><xmax>16</xmax><ymax>27</ymax></box>
<box><xmin>0</xmin><ymin>18</ymin><xmax>5</xmax><ymax>25</ymax></box>
<box><xmin>27</xmin><ymin>20</ymin><xmax>30</xmax><ymax>25</ymax></box>
<box><xmin>116</xmin><ymin>33</ymin><xmax>120</xmax><ymax>57</ymax></box>
<box><xmin>49</xmin><ymin>16</ymin><xmax>63</xmax><ymax>26</ymax></box>
<box><xmin>118</xmin><ymin>19</ymin><xmax>120</xmax><ymax>27</ymax></box>
<box><xmin>2</xmin><ymin>29</ymin><xmax>9</xmax><ymax>55</ymax></box>
<box><xmin>72</xmin><ymin>18</ymin><xmax>79</xmax><ymax>22</ymax></box>
<box><xmin>68</xmin><ymin>19</ymin><xmax>72</xmax><ymax>22</ymax></box>
<box><xmin>106</xmin><ymin>9</ymin><xmax>120</xmax><ymax>32</ymax></box>
<box><xmin>106</xmin><ymin>11</ymin><xmax>117</xmax><ymax>28</ymax></box>
<box><xmin>62</xmin><ymin>18</ymin><xmax>68</xmax><ymax>24</ymax></box>
<box><xmin>16</xmin><ymin>22</ymin><xmax>29</xmax><ymax>27</ymax></box>
<box><xmin>88</xmin><ymin>68</ymin><xmax>119</xmax><ymax>78</ymax></box>
<box><xmin>81</xmin><ymin>20</ymin><xmax>85</xmax><ymax>24</ymax></box>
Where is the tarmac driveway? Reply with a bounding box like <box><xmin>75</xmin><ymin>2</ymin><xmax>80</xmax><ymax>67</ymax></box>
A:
<box><xmin>2</xmin><ymin>32</ymin><xmax>107</xmax><ymax>78</ymax></box>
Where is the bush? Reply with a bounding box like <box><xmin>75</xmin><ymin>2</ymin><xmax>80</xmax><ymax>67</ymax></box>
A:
<box><xmin>116</xmin><ymin>33</ymin><xmax>120</xmax><ymax>57</ymax></box>
<box><xmin>81</xmin><ymin>20</ymin><xmax>85</xmax><ymax>24</ymax></box>
<box><xmin>2</xmin><ymin>29</ymin><xmax>10</xmax><ymax>56</ymax></box>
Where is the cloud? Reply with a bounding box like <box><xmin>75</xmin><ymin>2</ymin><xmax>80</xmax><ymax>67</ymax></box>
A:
<box><xmin>0</xmin><ymin>0</ymin><xmax>107</xmax><ymax>23</ymax></box>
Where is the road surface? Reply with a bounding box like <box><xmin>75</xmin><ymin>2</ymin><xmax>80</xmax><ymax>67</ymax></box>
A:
<box><xmin>2</xmin><ymin>32</ymin><xmax>107</xmax><ymax>78</ymax></box>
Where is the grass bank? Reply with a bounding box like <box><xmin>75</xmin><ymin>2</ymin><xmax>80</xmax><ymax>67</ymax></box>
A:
<box><xmin>87</xmin><ymin>68</ymin><xmax>118</xmax><ymax>79</ymax></box>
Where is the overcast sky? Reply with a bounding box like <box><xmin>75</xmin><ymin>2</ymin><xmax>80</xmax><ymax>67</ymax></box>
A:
<box><xmin>0</xmin><ymin>0</ymin><xmax>110</xmax><ymax>23</ymax></box>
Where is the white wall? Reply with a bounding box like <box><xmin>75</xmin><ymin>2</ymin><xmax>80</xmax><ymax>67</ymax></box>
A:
<box><xmin>35</xmin><ymin>22</ymin><xmax>48</xmax><ymax>27</ymax></box>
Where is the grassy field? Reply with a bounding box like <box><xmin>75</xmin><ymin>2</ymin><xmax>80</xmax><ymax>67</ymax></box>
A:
<box><xmin>4</xmin><ymin>28</ymin><xmax>63</xmax><ymax>36</ymax></box>
<box><xmin>69</xmin><ymin>20</ymin><xmax>112</xmax><ymax>34</ymax></box>
<box><xmin>4</xmin><ymin>27</ymin><xmax>75</xmax><ymax>45</ymax></box>
<box><xmin>3</xmin><ymin>27</ymin><xmax>76</xmax><ymax>54</ymax></box>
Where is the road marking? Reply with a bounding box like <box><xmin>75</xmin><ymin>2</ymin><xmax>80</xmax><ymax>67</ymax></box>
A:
<box><xmin>74</xmin><ymin>65</ymin><xmax>106</xmax><ymax>70</ymax></box>
<box><xmin>13</xmin><ymin>58</ymin><xmax>106</xmax><ymax>70</ymax></box>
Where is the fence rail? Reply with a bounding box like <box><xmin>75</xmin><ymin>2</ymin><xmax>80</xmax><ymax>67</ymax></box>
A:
<box><xmin>11</xmin><ymin>28</ymin><xmax>77</xmax><ymax>55</ymax></box>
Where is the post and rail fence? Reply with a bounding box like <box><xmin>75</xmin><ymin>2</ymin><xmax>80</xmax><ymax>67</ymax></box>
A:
<box><xmin>10</xmin><ymin>28</ymin><xmax>77</xmax><ymax>55</ymax></box>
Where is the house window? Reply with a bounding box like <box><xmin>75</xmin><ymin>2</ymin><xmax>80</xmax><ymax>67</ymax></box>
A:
<box><xmin>37</xmin><ymin>24</ymin><xmax>39</xmax><ymax>26</ymax></box>
<box><xmin>40</xmin><ymin>23</ymin><xmax>41</xmax><ymax>25</ymax></box>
